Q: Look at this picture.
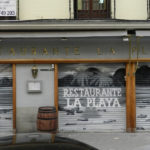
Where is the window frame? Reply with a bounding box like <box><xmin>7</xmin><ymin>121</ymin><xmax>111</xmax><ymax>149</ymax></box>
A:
<box><xmin>74</xmin><ymin>0</ymin><xmax>110</xmax><ymax>19</ymax></box>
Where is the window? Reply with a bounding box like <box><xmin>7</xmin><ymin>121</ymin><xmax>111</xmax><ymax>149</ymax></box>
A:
<box><xmin>75</xmin><ymin>0</ymin><xmax>110</xmax><ymax>19</ymax></box>
<box><xmin>0</xmin><ymin>0</ymin><xmax>17</xmax><ymax>20</ymax></box>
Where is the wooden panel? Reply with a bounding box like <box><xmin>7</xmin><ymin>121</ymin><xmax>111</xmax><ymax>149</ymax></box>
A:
<box><xmin>126</xmin><ymin>63</ymin><xmax>131</xmax><ymax>132</ymax></box>
<box><xmin>0</xmin><ymin>58</ymin><xmax>150</xmax><ymax>64</ymax></box>
<box><xmin>0</xmin><ymin>58</ymin><xmax>148</xmax><ymax>64</ymax></box>
<box><xmin>54</xmin><ymin>64</ymin><xmax>58</xmax><ymax>112</ymax></box>
<box><xmin>54</xmin><ymin>64</ymin><xmax>58</xmax><ymax>132</ymax></box>
<box><xmin>13</xmin><ymin>64</ymin><xmax>16</xmax><ymax>132</ymax></box>
<box><xmin>0</xmin><ymin>59</ymin><xmax>130</xmax><ymax>64</ymax></box>
<box><xmin>126</xmin><ymin>63</ymin><xmax>136</xmax><ymax>132</ymax></box>
<box><xmin>130</xmin><ymin>63</ymin><xmax>136</xmax><ymax>132</ymax></box>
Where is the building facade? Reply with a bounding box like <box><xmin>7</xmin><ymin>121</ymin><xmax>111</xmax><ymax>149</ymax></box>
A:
<box><xmin>0</xmin><ymin>0</ymin><xmax>150</xmax><ymax>135</ymax></box>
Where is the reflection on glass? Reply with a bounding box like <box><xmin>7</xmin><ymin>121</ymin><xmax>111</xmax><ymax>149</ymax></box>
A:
<box><xmin>93</xmin><ymin>0</ymin><xmax>106</xmax><ymax>10</ymax></box>
<box><xmin>77</xmin><ymin>0</ymin><xmax>106</xmax><ymax>11</ymax></box>
<box><xmin>99</xmin><ymin>0</ymin><xmax>104</xmax><ymax>3</ymax></box>
<box><xmin>78</xmin><ymin>0</ymin><xmax>89</xmax><ymax>10</ymax></box>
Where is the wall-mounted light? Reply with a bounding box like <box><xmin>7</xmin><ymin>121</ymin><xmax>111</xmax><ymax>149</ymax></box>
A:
<box><xmin>50</xmin><ymin>64</ymin><xmax>54</xmax><ymax>71</ymax></box>
<box><xmin>123</xmin><ymin>36</ymin><xmax>129</xmax><ymax>42</ymax></box>
<box><xmin>32</xmin><ymin>65</ymin><xmax>38</xmax><ymax>79</ymax></box>
<box><xmin>61</xmin><ymin>37</ymin><xmax>68</xmax><ymax>41</ymax></box>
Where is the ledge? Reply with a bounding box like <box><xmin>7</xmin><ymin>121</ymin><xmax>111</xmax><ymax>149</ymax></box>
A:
<box><xmin>0</xmin><ymin>19</ymin><xmax>150</xmax><ymax>31</ymax></box>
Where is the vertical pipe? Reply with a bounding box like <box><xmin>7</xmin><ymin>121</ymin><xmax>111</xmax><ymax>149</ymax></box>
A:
<box><xmin>17</xmin><ymin>0</ymin><xmax>19</xmax><ymax>20</ymax></box>
<box><xmin>69</xmin><ymin>0</ymin><xmax>71</xmax><ymax>19</ymax></box>
<box><xmin>147</xmin><ymin>0</ymin><xmax>149</xmax><ymax>19</ymax></box>
<box><xmin>13</xmin><ymin>64</ymin><xmax>16</xmax><ymax>133</ymax></box>
<box><xmin>114</xmin><ymin>0</ymin><xmax>116</xmax><ymax>19</ymax></box>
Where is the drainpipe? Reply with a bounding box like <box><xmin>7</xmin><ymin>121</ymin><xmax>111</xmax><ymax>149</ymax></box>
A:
<box><xmin>114</xmin><ymin>0</ymin><xmax>116</xmax><ymax>19</ymax></box>
<box><xmin>147</xmin><ymin>0</ymin><xmax>149</xmax><ymax>19</ymax></box>
<box><xmin>69</xmin><ymin>0</ymin><xmax>71</xmax><ymax>19</ymax></box>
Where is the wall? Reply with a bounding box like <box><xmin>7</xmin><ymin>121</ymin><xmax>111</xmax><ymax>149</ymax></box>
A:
<box><xmin>19</xmin><ymin>0</ymin><xmax>148</xmax><ymax>20</ymax></box>
<box><xmin>111</xmin><ymin>0</ymin><xmax>115</xmax><ymax>19</ymax></box>
<box><xmin>115</xmin><ymin>0</ymin><xmax>147</xmax><ymax>20</ymax></box>
<box><xmin>16</xmin><ymin>64</ymin><xmax>54</xmax><ymax>133</ymax></box>
<box><xmin>19</xmin><ymin>0</ymin><xmax>73</xmax><ymax>20</ymax></box>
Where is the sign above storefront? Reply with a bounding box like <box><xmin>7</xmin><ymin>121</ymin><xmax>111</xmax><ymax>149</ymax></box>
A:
<box><xmin>0</xmin><ymin>38</ymin><xmax>149</xmax><ymax>60</ymax></box>
<box><xmin>0</xmin><ymin>0</ymin><xmax>16</xmax><ymax>16</ymax></box>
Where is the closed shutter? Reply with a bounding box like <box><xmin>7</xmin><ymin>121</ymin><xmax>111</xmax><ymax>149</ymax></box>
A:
<box><xmin>58</xmin><ymin>63</ymin><xmax>126</xmax><ymax>132</ymax></box>
<box><xmin>136</xmin><ymin>63</ymin><xmax>150</xmax><ymax>131</ymax></box>
<box><xmin>0</xmin><ymin>64</ymin><xmax>13</xmax><ymax>134</ymax></box>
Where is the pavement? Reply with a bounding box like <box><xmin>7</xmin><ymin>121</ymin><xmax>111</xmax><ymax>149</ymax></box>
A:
<box><xmin>58</xmin><ymin>132</ymin><xmax>150</xmax><ymax>150</ymax></box>
<box><xmin>1</xmin><ymin>132</ymin><xmax>150</xmax><ymax>150</ymax></box>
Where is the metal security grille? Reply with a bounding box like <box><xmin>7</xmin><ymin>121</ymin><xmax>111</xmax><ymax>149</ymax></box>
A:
<box><xmin>58</xmin><ymin>63</ymin><xmax>126</xmax><ymax>132</ymax></box>
<box><xmin>136</xmin><ymin>63</ymin><xmax>150</xmax><ymax>131</ymax></box>
<box><xmin>0</xmin><ymin>64</ymin><xmax>13</xmax><ymax>134</ymax></box>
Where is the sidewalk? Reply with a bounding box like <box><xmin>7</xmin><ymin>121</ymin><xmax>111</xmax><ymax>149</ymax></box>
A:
<box><xmin>58</xmin><ymin>132</ymin><xmax>150</xmax><ymax>150</ymax></box>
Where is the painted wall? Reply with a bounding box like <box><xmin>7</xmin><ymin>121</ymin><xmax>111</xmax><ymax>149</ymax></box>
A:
<box><xmin>111</xmin><ymin>0</ymin><xmax>115</xmax><ymax>19</ymax></box>
<box><xmin>19</xmin><ymin>0</ymin><xmax>148</xmax><ymax>20</ymax></box>
<box><xmin>19</xmin><ymin>0</ymin><xmax>74</xmax><ymax>20</ymax></box>
<box><xmin>115</xmin><ymin>0</ymin><xmax>147</xmax><ymax>20</ymax></box>
<box><xmin>16</xmin><ymin>64</ymin><xmax>54</xmax><ymax>133</ymax></box>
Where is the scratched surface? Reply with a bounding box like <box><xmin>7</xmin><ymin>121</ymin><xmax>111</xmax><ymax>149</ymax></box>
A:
<box><xmin>136</xmin><ymin>63</ymin><xmax>150</xmax><ymax>131</ymax></box>
<box><xmin>0</xmin><ymin>64</ymin><xmax>13</xmax><ymax>134</ymax></box>
<box><xmin>58</xmin><ymin>63</ymin><xmax>126</xmax><ymax>132</ymax></box>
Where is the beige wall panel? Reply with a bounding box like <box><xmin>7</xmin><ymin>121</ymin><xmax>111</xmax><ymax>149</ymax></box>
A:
<box><xmin>116</xmin><ymin>0</ymin><xmax>147</xmax><ymax>20</ymax></box>
<box><xmin>71</xmin><ymin>0</ymin><xmax>74</xmax><ymax>19</ymax></box>
<box><xmin>19</xmin><ymin>0</ymin><xmax>72</xmax><ymax>20</ymax></box>
<box><xmin>111</xmin><ymin>0</ymin><xmax>115</xmax><ymax>19</ymax></box>
<box><xmin>16</xmin><ymin>64</ymin><xmax>54</xmax><ymax>132</ymax></box>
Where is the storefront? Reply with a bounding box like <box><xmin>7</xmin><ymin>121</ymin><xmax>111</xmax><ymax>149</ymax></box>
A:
<box><xmin>0</xmin><ymin>30</ymin><xmax>150</xmax><ymax>134</ymax></box>
<box><xmin>58</xmin><ymin>63</ymin><xmax>126</xmax><ymax>132</ymax></box>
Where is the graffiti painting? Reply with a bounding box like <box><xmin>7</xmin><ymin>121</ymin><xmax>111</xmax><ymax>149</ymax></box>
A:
<box><xmin>58</xmin><ymin>64</ymin><xmax>126</xmax><ymax>132</ymax></box>
<box><xmin>136</xmin><ymin>64</ymin><xmax>150</xmax><ymax>131</ymax></box>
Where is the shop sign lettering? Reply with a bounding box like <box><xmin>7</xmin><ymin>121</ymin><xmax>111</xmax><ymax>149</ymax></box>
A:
<box><xmin>0</xmin><ymin>0</ymin><xmax>16</xmax><ymax>16</ymax></box>
<box><xmin>63</xmin><ymin>88</ymin><xmax>122</xmax><ymax>108</ymax></box>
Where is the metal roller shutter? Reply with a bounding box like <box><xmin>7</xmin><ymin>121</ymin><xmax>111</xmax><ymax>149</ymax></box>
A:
<box><xmin>136</xmin><ymin>63</ymin><xmax>150</xmax><ymax>131</ymax></box>
<box><xmin>58</xmin><ymin>63</ymin><xmax>126</xmax><ymax>132</ymax></box>
<box><xmin>0</xmin><ymin>64</ymin><xmax>13</xmax><ymax>134</ymax></box>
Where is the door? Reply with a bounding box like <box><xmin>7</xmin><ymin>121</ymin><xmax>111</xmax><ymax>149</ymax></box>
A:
<box><xmin>58</xmin><ymin>63</ymin><xmax>126</xmax><ymax>132</ymax></box>
<box><xmin>76</xmin><ymin>0</ymin><xmax>110</xmax><ymax>19</ymax></box>
<box><xmin>0</xmin><ymin>64</ymin><xmax>13</xmax><ymax>134</ymax></box>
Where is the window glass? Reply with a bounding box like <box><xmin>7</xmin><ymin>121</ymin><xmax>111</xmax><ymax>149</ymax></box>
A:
<box><xmin>78</xmin><ymin>0</ymin><xmax>90</xmax><ymax>10</ymax></box>
<box><xmin>93</xmin><ymin>0</ymin><xmax>106</xmax><ymax>10</ymax></box>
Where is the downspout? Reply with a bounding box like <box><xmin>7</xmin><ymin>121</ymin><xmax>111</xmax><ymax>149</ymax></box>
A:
<box><xmin>147</xmin><ymin>0</ymin><xmax>149</xmax><ymax>19</ymax></box>
<box><xmin>69</xmin><ymin>0</ymin><xmax>71</xmax><ymax>19</ymax></box>
<box><xmin>114</xmin><ymin>0</ymin><xmax>116</xmax><ymax>19</ymax></box>
<box><xmin>17</xmin><ymin>0</ymin><xmax>19</xmax><ymax>20</ymax></box>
